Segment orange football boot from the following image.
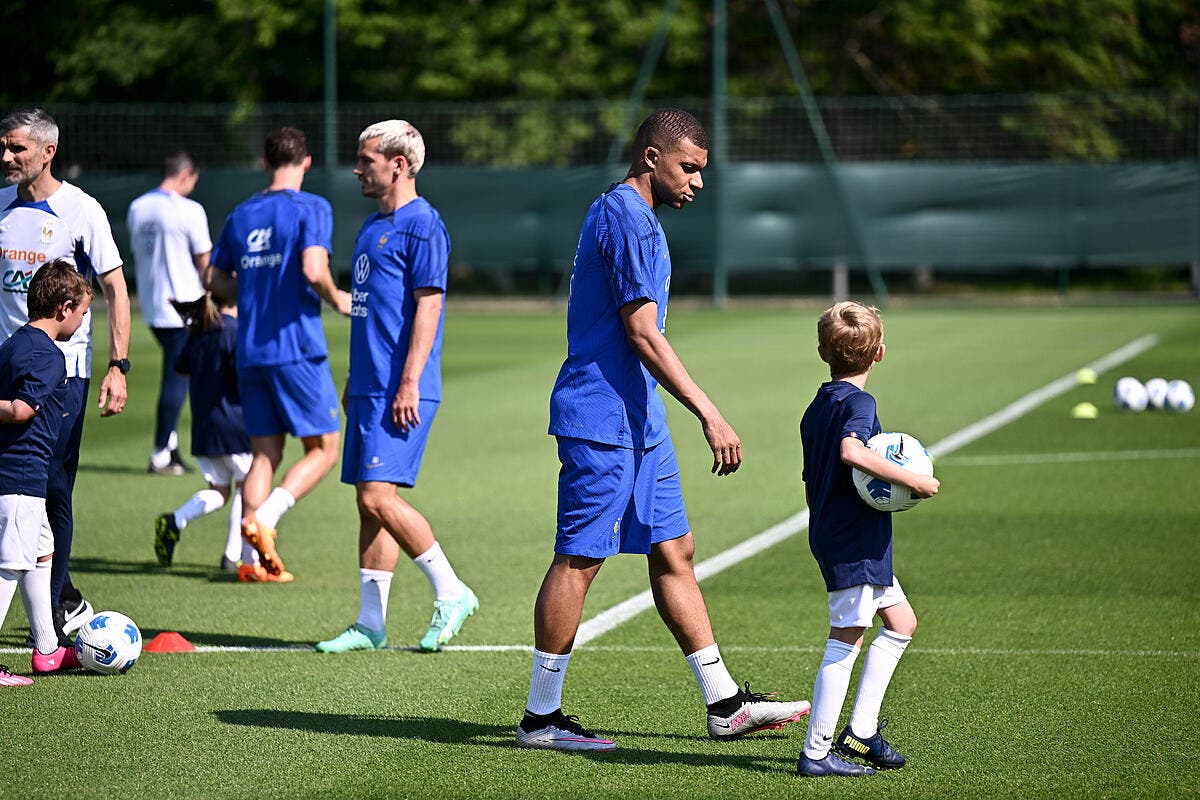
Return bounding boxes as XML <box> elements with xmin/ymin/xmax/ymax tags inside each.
<box><xmin>241</xmin><ymin>514</ymin><xmax>286</xmax><ymax>576</ymax></box>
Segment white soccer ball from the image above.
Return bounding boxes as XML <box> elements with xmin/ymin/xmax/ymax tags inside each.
<box><xmin>1165</xmin><ymin>380</ymin><xmax>1195</xmax><ymax>413</ymax></box>
<box><xmin>75</xmin><ymin>611</ymin><xmax>142</xmax><ymax>675</ymax></box>
<box><xmin>1113</xmin><ymin>377</ymin><xmax>1148</xmax><ymax>412</ymax></box>
<box><xmin>851</xmin><ymin>432</ymin><xmax>934</xmax><ymax>513</ymax></box>
<box><xmin>1143</xmin><ymin>378</ymin><xmax>1169</xmax><ymax>409</ymax></box>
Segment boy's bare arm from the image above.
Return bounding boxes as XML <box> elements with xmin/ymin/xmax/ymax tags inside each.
<box><xmin>0</xmin><ymin>398</ymin><xmax>37</xmax><ymax>424</ymax></box>
<box><xmin>841</xmin><ymin>436</ymin><xmax>939</xmax><ymax>497</ymax></box>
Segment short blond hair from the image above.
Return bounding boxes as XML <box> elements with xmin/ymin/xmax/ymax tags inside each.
<box><xmin>817</xmin><ymin>301</ymin><xmax>883</xmax><ymax>376</ymax></box>
<box><xmin>359</xmin><ymin>119</ymin><xmax>425</xmax><ymax>178</ymax></box>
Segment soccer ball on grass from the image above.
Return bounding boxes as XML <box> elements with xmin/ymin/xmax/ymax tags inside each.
<box><xmin>1165</xmin><ymin>380</ymin><xmax>1194</xmax><ymax>413</ymax></box>
<box><xmin>851</xmin><ymin>432</ymin><xmax>934</xmax><ymax>513</ymax></box>
<box><xmin>75</xmin><ymin>611</ymin><xmax>142</xmax><ymax>675</ymax></box>
<box><xmin>1113</xmin><ymin>377</ymin><xmax>1148</xmax><ymax>412</ymax></box>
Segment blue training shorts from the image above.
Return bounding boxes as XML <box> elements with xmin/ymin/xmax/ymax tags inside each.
<box><xmin>555</xmin><ymin>435</ymin><xmax>690</xmax><ymax>558</ymax></box>
<box><xmin>238</xmin><ymin>358</ymin><xmax>341</xmax><ymax>438</ymax></box>
<box><xmin>341</xmin><ymin>396</ymin><xmax>439</xmax><ymax>487</ymax></box>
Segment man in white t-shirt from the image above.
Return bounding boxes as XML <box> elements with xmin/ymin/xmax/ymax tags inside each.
<box><xmin>0</xmin><ymin>107</ymin><xmax>131</xmax><ymax>646</ymax></box>
<box><xmin>127</xmin><ymin>152</ymin><xmax>212</xmax><ymax>475</ymax></box>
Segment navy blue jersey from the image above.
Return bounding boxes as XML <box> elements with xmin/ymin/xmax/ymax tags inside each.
<box><xmin>549</xmin><ymin>184</ymin><xmax>671</xmax><ymax>449</ymax></box>
<box><xmin>800</xmin><ymin>381</ymin><xmax>892</xmax><ymax>591</ymax></box>
<box><xmin>0</xmin><ymin>325</ymin><xmax>68</xmax><ymax>497</ymax></box>
<box><xmin>175</xmin><ymin>314</ymin><xmax>251</xmax><ymax>457</ymax></box>
<box><xmin>347</xmin><ymin>197</ymin><xmax>449</xmax><ymax>400</ymax></box>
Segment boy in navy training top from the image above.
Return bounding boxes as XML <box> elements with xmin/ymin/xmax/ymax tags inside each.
<box><xmin>796</xmin><ymin>301</ymin><xmax>939</xmax><ymax>777</ymax></box>
<box><xmin>0</xmin><ymin>260</ymin><xmax>92</xmax><ymax>685</ymax></box>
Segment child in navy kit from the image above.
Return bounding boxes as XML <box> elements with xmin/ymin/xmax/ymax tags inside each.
<box><xmin>796</xmin><ymin>301</ymin><xmax>940</xmax><ymax>777</ymax></box>
<box><xmin>153</xmin><ymin>294</ymin><xmax>283</xmax><ymax>580</ymax></box>
<box><xmin>0</xmin><ymin>260</ymin><xmax>92</xmax><ymax>685</ymax></box>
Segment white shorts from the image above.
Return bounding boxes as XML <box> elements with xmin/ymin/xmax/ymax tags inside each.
<box><xmin>827</xmin><ymin>577</ymin><xmax>907</xmax><ymax>628</ymax></box>
<box><xmin>0</xmin><ymin>495</ymin><xmax>54</xmax><ymax>571</ymax></box>
<box><xmin>196</xmin><ymin>453</ymin><xmax>253</xmax><ymax>488</ymax></box>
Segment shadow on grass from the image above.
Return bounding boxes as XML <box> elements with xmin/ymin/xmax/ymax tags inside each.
<box><xmin>77</xmin><ymin>463</ymin><xmax>153</xmax><ymax>476</ymax></box>
<box><xmin>213</xmin><ymin>711</ymin><xmax>795</xmax><ymax>773</ymax></box>
<box><xmin>68</xmin><ymin>556</ymin><xmax>238</xmax><ymax>583</ymax></box>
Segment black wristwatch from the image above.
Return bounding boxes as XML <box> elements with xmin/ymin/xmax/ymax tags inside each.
<box><xmin>108</xmin><ymin>358</ymin><xmax>131</xmax><ymax>374</ymax></box>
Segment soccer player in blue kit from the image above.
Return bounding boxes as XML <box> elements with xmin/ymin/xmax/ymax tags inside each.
<box><xmin>515</xmin><ymin>109</ymin><xmax>810</xmax><ymax>752</ymax></box>
<box><xmin>315</xmin><ymin>120</ymin><xmax>477</xmax><ymax>654</ymax></box>
<box><xmin>207</xmin><ymin>127</ymin><xmax>351</xmax><ymax>581</ymax></box>
<box><xmin>796</xmin><ymin>301</ymin><xmax>939</xmax><ymax>777</ymax></box>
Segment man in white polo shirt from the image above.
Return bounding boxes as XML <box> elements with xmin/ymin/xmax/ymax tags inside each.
<box><xmin>0</xmin><ymin>106</ymin><xmax>131</xmax><ymax>645</ymax></box>
<box><xmin>127</xmin><ymin>151</ymin><xmax>212</xmax><ymax>475</ymax></box>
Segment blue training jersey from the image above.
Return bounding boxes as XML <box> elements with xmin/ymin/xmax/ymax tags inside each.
<box><xmin>800</xmin><ymin>381</ymin><xmax>893</xmax><ymax>591</ymax></box>
<box><xmin>549</xmin><ymin>184</ymin><xmax>671</xmax><ymax>449</ymax></box>
<box><xmin>0</xmin><ymin>325</ymin><xmax>68</xmax><ymax>497</ymax></box>
<box><xmin>347</xmin><ymin>198</ymin><xmax>449</xmax><ymax>400</ymax></box>
<box><xmin>210</xmin><ymin>189</ymin><xmax>333</xmax><ymax>367</ymax></box>
<box><xmin>174</xmin><ymin>314</ymin><xmax>251</xmax><ymax>458</ymax></box>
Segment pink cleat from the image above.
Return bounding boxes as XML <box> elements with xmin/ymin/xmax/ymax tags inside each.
<box><xmin>0</xmin><ymin>664</ymin><xmax>33</xmax><ymax>686</ymax></box>
<box><xmin>32</xmin><ymin>645</ymin><xmax>83</xmax><ymax>674</ymax></box>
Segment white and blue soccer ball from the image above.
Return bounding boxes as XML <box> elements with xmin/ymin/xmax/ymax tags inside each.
<box><xmin>74</xmin><ymin>611</ymin><xmax>141</xmax><ymax>675</ymax></box>
<box><xmin>1143</xmin><ymin>378</ymin><xmax>1169</xmax><ymax>410</ymax></box>
<box><xmin>851</xmin><ymin>432</ymin><xmax>934</xmax><ymax>513</ymax></box>
<box><xmin>1113</xmin><ymin>377</ymin><xmax>1148</xmax><ymax>412</ymax></box>
<box><xmin>1165</xmin><ymin>380</ymin><xmax>1195</xmax><ymax>413</ymax></box>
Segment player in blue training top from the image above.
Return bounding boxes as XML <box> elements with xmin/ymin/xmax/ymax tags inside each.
<box><xmin>0</xmin><ymin>261</ymin><xmax>92</xmax><ymax>685</ymax></box>
<box><xmin>207</xmin><ymin>127</ymin><xmax>352</xmax><ymax>581</ymax></box>
<box><xmin>1</xmin><ymin>107</ymin><xmax>132</xmax><ymax>644</ymax></box>
<box><xmin>515</xmin><ymin>109</ymin><xmax>810</xmax><ymax>753</ymax></box>
<box><xmin>796</xmin><ymin>301</ymin><xmax>939</xmax><ymax>778</ymax></box>
<box><xmin>316</xmin><ymin>120</ymin><xmax>477</xmax><ymax>655</ymax></box>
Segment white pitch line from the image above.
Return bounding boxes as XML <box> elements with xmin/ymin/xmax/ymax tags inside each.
<box><xmin>7</xmin><ymin>643</ymin><xmax>1195</xmax><ymax>659</ymax></box>
<box><xmin>574</xmin><ymin>333</ymin><xmax>1160</xmax><ymax>647</ymax></box>
<box><xmin>940</xmin><ymin>447</ymin><xmax>1200</xmax><ymax>467</ymax></box>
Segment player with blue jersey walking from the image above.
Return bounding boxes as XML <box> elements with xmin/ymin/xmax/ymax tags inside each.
<box><xmin>316</xmin><ymin>120</ymin><xmax>476</xmax><ymax>654</ymax></box>
<box><xmin>516</xmin><ymin>109</ymin><xmax>809</xmax><ymax>752</ymax></box>
<box><xmin>207</xmin><ymin>127</ymin><xmax>351</xmax><ymax>581</ymax></box>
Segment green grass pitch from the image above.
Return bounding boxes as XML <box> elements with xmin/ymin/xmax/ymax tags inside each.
<box><xmin>2</xmin><ymin>302</ymin><xmax>1198</xmax><ymax>799</ymax></box>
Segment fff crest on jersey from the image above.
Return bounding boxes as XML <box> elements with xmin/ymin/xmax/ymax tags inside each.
<box><xmin>377</xmin><ymin>233</ymin><xmax>389</xmax><ymax>249</ymax></box>
<box><xmin>354</xmin><ymin>253</ymin><xmax>371</xmax><ymax>284</ymax></box>
<box><xmin>40</xmin><ymin>221</ymin><xmax>55</xmax><ymax>244</ymax></box>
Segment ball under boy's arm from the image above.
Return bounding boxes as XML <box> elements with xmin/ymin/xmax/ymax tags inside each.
<box><xmin>841</xmin><ymin>436</ymin><xmax>939</xmax><ymax>498</ymax></box>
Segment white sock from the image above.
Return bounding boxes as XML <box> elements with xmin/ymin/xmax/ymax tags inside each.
<box><xmin>241</xmin><ymin>540</ymin><xmax>259</xmax><ymax>567</ymax></box>
<box><xmin>685</xmin><ymin>644</ymin><xmax>740</xmax><ymax>706</ymax></box>
<box><xmin>20</xmin><ymin>561</ymin><xmax>57</xmax><ymax>654</ymax></box>
<box><xmin>168</xmin><ymin>431</ymin><xmax>179</xmax><ymax>451</ymax></box>
<box><xmin>526</xmin><ymin>649</ymin><xmax>571</xmax><ymax>716</ymax></box>
<box><xmin>803</xmin><ymin>639</ymin><xmax>860</xmax><ymax>759</ymax></box>
<box><xmin>412</xmin><ymin>542</ymin><xmax>462</xmax><ymax>601</ymax></box>
<box><xmin>255</xmin><ymin>487</ymin><xmax>295</xmax><ymax>530</ymax></box>
<box><xmin>150</xmin><ymin>448</ymin><xmax>172</xmax><ymax>469</ymax></box>
<box><xmin>0</xmin><ymin>567</ymin><xmax>19</xmax><ymax>633</ymax></box>
<box><xmin>224</xmin><ymin>490</ymin><xmax>243</xmax><ymax>562</ymax></box>
<box><xmin>849</xmin><ymin>628</ymin><xmax>911</xmax><ymax>738</ymax></box>
<box><xmin>356</xmin><ymin>568</ymin><xmax>393</xmax><ymax>632</ymax></box>
<box><xmin>175</xmin><ymin>489</ymin><xmax>225</xmax><ymax>530</ymax></box>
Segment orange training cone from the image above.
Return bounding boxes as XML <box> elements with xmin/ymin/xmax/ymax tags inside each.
<box><xmin>144</xmin><ymin>632</ymin><xmax>196</xmax><ymax>653</ymax></box>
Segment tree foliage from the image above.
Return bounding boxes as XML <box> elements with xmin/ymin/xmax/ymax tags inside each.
<box><xmin>1</xmin><ymin>0</ymin><xmax>1194</xmax><ymax>106</ymax></box>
